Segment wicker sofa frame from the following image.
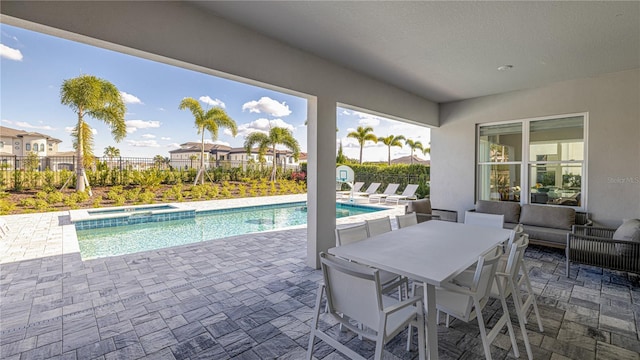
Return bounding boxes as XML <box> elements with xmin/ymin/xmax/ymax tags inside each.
<box><xmin>566</xmin><ymin>225</ymin><xmax>640</xmax><ymax>275</ymax></box>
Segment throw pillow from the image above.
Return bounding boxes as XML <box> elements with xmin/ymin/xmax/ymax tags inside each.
<box><xmin>613</xmin><ymin>219</ymin><xmax>640</xmax><ymax>256</ymax></box>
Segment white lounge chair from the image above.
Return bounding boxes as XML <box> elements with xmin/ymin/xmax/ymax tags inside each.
<box><xmin>337</xmin><ymin>181</ymin><xmax>364</xmax><ymax>200</ymax></box>
<box><xmin>351</xmin><ymin>182</ymin><xmax>381</xmax><ymax>197</ymax></box>
<box><xmin>385</xmin><ymin>184</ymin><xmax>419</xmax><ymax>205</ymax></box>
<box><xmin>368</xmin><ymin>183</ymin><xmax>400</xmax><ymax>203</ymax></box>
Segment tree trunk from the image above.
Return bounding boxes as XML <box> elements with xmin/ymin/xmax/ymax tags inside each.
<box><xmin>388</xmin><ymin>146</ymin><xmax>391</xmax><ymax>166</ymax></box>
<box><xmin>359</xmin><ymin>145</ymin><xmax>363</xmax><ymax>164</ymax></box>
<box><xmin>271</xmin><ymin>145</ymin><xmax>277</xmax><ymax>182</ymax></box>
<box><xmin>76</xmin><ymin>113</ymin><xmax>85</xmax><ymax>192</ymax></box>
<box><xmin>200</xmin><ymin>129</ymin><xmax>205</xmax><ymax>185</ymax></box>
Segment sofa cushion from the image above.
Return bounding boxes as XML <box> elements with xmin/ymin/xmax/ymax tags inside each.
<box><xmin>520</xmin><ymin>205</ymin><xmax>575</xmax><ymax>230</ymax></box>
<box><xmin>521</xmin><ymin>225</ymin><xmax>569</xmax><ymax>245</ymax></box>
<box><xmin>613</xmin><ymin>219</ymin><xmax>640</xmax><ymax>256</ymax></box>
<box><xmin>476</xmin><ymin>200</ymin><xmax>521</xmax><ymax>224</ymax></box>
<box><xmin>406</xmin><ymin>199</ymin><xmax>432</xmax><ymax>214</ymax></box>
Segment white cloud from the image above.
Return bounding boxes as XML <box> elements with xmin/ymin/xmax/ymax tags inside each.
<box><xmin>157</xmin><ymin>107</ymin><xmax>166</xmax><ymax>111</ymax></box>
<box><xmin>0</xmin><ymin>44</ymin><xmax>23</xmax><ymax>61</ymax></box>
<box><xmin>199</xmin><ymin>96</ymin><xmax>226</xmax><ymax>108</ymax></box>
<box><xmin>125</xmin><ymin>120</ymin><xmax>160</xmax><ymax>133</ymax></box>
<box><xmin>232</xmin><ymin>118</ymin><xmax>295</xmax><ymax>138</ymax></box>
<box><xmin>242</xmin><ymin>97</ymin><xmax>291</xmax><ymax>117</ymax></box>
<box><xmin>64</xmin><ymin>126</ymin><xmax>97</xmax><ymax>135</ymax></box>
<box><xmin>161</xmin><ymin>137</ymin><xmax>171</xmax><ymax>140</ymax></box>
<box><xmin>1</xmin><ymin>119</ymin><xmax>55</xmax><ymax>131</ymax></box>
<box><xmin>126</xmin><ymin>139</ymin><xmax>160</xmax><ymax>148</ymax></box>
<box><xmin>141</xmin><ymin>134</ymin><xmax>156</xmax><ymax>139</ymax></box>
<box><xmin>341</xmin><ymin>110</ymin><xmax>351</xmax><ymax>115</ymax></box>
<box><xmin>120</xmin><ymin>91</ymin><xmax>143</xmax><ymax>104</ymax></box>
<box><xmin>168</xmin><ymin>143</ymin><xmax>180</xmax><ymax>149</ymax></box>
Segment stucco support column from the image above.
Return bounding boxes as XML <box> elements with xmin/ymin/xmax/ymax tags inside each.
<box><xmin>307</xmin><ymin>96</ymin><xmax>337</xmax><ymax>269</ymax></box>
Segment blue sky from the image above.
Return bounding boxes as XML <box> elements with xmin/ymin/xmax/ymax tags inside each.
<box><xmin>1</xmin><ymin>24</ymin><xmax>430</xmax><ymax>162</ymax></box>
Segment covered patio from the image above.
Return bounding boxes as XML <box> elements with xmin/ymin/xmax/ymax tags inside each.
<box><xmin>1</xmin><ymin>1</ymin><xmax>639</xmax><ymax>359</ymax></box>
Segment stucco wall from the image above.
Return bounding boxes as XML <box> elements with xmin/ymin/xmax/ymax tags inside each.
<box><xmin>432</xmin><ymin>69</ymin><xmax>640</xmax><ymax>227</ymax></box>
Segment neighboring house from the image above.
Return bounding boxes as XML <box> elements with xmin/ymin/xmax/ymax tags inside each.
<box><xmin>0</xmin><ymin>126</ymin><xmax>73</xmax><ymax>170</ymax></box>
<box><xmin>0</xmin><ymin>126</ymin><xmax>62</xmax><ymax>156</ymax></box>
<box><xmin>390</xmin><ymin>155</ymin><xmax>430</xmax><ymax>166</ymax></box>
<box><xmin>168</xmin><ymin>142</ymin><xmax>225</xmax><ymax>169</ymax></box>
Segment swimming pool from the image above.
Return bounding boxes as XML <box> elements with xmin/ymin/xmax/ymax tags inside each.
<box><xmin>76</xmin><ymin>202</ymin><xmax>384</xmax><ymax>259</ymax></box>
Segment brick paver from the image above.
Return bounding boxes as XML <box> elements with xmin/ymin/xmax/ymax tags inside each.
<box><xmin>1</xmin><ymin>196</ymin><xmax>639</xmax><ymax>359</ymax></box>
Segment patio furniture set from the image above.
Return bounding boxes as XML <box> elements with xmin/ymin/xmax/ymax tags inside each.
<box><xmin>468</xmin><ymin>200</ymin><xmax>640</xmax><ymax>275</ymax></box>
<box><xmin>311</xmin><ymin>214</ymin><xmax>542</xmax><ymax>360</ymax></box>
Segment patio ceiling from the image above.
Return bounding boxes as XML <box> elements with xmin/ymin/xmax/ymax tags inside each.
<box><xmin>191</xmin><ymin>1</ymin><xmax>640</xmax><ymax>103</ymax></box>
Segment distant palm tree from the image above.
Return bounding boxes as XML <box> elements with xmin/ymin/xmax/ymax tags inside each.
<box><xmin>405</xmin><ymin>139</ymin><xmax>423</xmax><ymax>164</ymax></box>
<box><xmin>189</xmin><ymin>154</ymin><xmax>198</xmax><ymax>169</ymax></box>
<box><xmin>347</xmin><ymin>126</ymin><xmax>377</xmax><ymax>164</ymax></box>
<box><xmin>104</xmin><ymin>146</ymin><xmax>120</xmax><ymax>159</ymax></box>
<box><xmin>378</xmin><ymin>135</ymin><xmax>406</xmax><ymax>166</ymax></box>
<box><xmin>422</xmin><ymin>145</ymin><xmax>430</xmax><ymax>156</ymax></box>
<box><xmin>245</xmin><ymin>127</ymin><xmax>300</xmax><ymax>182</ymax></box>
<box><xmin>179</xmin><ymin>97</ymin><xmax>237</xmax><ymax>184</ymax></box>
<box><xmin>61</xmin><ymin>75</ymin><xmax>126</xmax><ymax>192</ymax></box>
<box><xmin>153</xmin><ymin>155</ymin><xmax>167</xmax><ymax>169</ymax></box>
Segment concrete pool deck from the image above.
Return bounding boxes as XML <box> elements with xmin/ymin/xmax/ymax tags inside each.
<box><xmin>1</xmin><ymin>195</ymin><xmax>639</xmax><ymax>359</ymax></box>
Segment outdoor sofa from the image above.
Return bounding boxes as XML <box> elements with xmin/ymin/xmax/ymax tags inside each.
<box><xmin>566</xmin><ymin>219</ymin><xmax>640</xmax><ymax>275</ymax></box>
<box><xmin>471</xmin><ymin>200</ymin><xmax>591</xmax><ymax>248</ymax></box>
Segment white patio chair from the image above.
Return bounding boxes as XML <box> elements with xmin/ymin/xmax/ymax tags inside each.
<box><xmin>464</xmin><ymin>211</ymin><xmax>504</xmax><ymax>228</ymax></box>
<box><xmin>368</xmin><ymin>183</ymin><xmax>400</xmax><ymax>203</ymax></box>
<box><xmin>352</xmin><ymin>182</ymin><xmax>381</xmax><ymax>197</ymax></box>
<box><xmin>408</xmin><ymin>247</ymin><xmax>520</xmax><ymax>360</ymax></box>
<box><xmin>385</xmin><ymin>184</ymin><xmax>419</xmax><ymax>205</ymax></box>
<box><xmin>365</xmin><ymin>217</ymin><xmax>392</xmax><ymax>237</ymax></box>
<box><xmin>396</xmin><ymin>212</ymin><xmax>418</xmax><ymax>229</ymax></box>
<box><xmin>307</xmin><ymin>252</ymin><xmax>425</xmax><ymax>360</ymax></box>
<box><xmin>335</xmin><ymin>224</ymin><xmax>407</xmax><ymax>300</ymax></box>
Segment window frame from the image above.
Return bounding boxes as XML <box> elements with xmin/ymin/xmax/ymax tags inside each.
<box><xmin>476</xmin><ymin>112</ymin><xmax>588</xmax><ymax>210</ymax></box>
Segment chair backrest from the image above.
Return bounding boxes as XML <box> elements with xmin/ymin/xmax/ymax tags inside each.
<box><xmin>400</xmin><ymin>184</ymin><xmax>419</xmax><ymax>197</ymax></box>
<box><xmin>396</xmin><ymin>212</ymin><xmax>418</xmax><ymax>229</ymax></box>
<box><xmin>366</xmin><ymin>217</ymin><xmax>392</xmax><ymax>237</ymax></box>
<box><xmin>507</xmin><ymin>223</ymin><xmax>524</xmax><ymax>246</ymax></box>
<box><xmin>464</xmin><ymin>211</ymin><xmax>504</xmax><ymax>229</ymax></box>
<box><xmin>405</xmin><ymin>198</ymin><xmax>432</xmax><ymax>215</ymax></box>
<box><xmin>504</xmin><ymin>234</ymin><xmax>529</xmax><ymax>279</ymax></box>
<box><xmin>470</xmin><ymin>249</ymin><xmax>503</xmax><ymax>306</ymax></box>
<box><xmin>381</xmin><ymin>183</ymin><xmax>400</xmax><ymax>195</ymax></box>
<box><xmin>364</xmin><ymin>182</ymin><xmax>381</xmax><ymax>194</ymax></box>
<box><xmin>320</xmin><ymin>252</ymin><xmax>383</xmax><ymax>330</ymax></box>
<box><xmin>351</xmin><ymin>181</ymin><xmax>364</xmax><ymax>193</ymax></box>
<box><xmin>335</xmin><ymin>223</ymin><xmax>368</xmax><ymax>246</ymax></box>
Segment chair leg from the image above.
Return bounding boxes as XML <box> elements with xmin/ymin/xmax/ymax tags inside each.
<box><xmin>509</xmin><ymin>279</ymin><xmax>533</xmax><ymax>360</ymax></box>
<box><xmin>474</xmin><ymin>302</ymin><xmax>493</xmax><ymax>360</ymax></box>
<box><xmin>521</xmin><ymin>266</ymin><xmax>544</xmax><ymax>332</ymax></box>
<box><xmin>495</xmin><ymin>282</ymin><xmax>520</xmax><ymax>359</ymax></box>
<box><xmin>307</xmin><ymin>284</ymin><xmax>324</xmax><ymax>360</ymax></box>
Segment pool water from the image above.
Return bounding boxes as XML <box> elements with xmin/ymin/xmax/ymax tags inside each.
<box><xmin>76</xmin><ymin>202</ymin><xmax>383</xmax><ymax>259</ymax></box>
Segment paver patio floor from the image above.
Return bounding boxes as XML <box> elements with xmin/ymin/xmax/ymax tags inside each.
<box><xmin>1</xmin><ymin>199</ymin><xmax>639</xmax><ymax>359</ymax></box>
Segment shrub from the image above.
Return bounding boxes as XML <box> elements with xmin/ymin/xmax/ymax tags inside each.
<box><xmin>0</xmin><ymin>199</ymin><xmax>16</xmax><ymax>214</ymax></box>
<box><xmin>137</xmin><ymin>191</ymin><xmax>155</xmax><ymax>204</ymax></box>
<box><xmin>47</xmin><ymin>191</ymin><xmax>64</xmax><ymax>205</ymax></box>
<box><xmin>92</xmin><ymin>196</ymin><xmax>103</xmax><ymax>208</ymax></box>
<box><xmin>35</xmin><ymin>191</ymin><xmax>48</xmax><ymax>200</ymax></box>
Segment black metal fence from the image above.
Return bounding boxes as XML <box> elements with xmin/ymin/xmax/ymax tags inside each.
<box><xmin>0</xmin><ymin>155</ymin><xmax>302</xmax><ymax>191</ymax></box>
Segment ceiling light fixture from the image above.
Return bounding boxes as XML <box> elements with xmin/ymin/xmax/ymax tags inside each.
<box><xmin>497</xmin><ymin>65</ymin><xmax>514</xmax><ymax>71</ymax></box>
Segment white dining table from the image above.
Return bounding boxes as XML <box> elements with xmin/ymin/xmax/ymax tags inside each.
<box><xmin>328</xmin><ymin>220</ymin><xmax>512</xmax><ymax>360</ymax></box>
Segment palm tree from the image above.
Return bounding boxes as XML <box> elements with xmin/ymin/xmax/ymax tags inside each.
<box><xmin>378</xmin><ymin>135</ymin><xmax>406</xmax><ymax>166</ymax></box>
<box><xmin>405</xmin><ymin>139</ymin><xmax>423</xmax><ymax>164</ymax></box>
<box><xmin>244</xmin><ymin>126</ymin><xmax>300</xmax><ymax>182</ymax></box>
<box><xmin>61</xmin><ymin>75</ymin><xmax>126</xmax><ymax>192</ymax></box>
<box><xmin>347</xmin><ymin>126</ymin><xmax>377</xmax><ymax>164</ymax></box>
<box><xmin>104</xmin><ymin>146</ymin><xmax>120</xmax><ymax>159</ymax></box>
<box><xmin>179</xmin><ymin>97</ymin><xmax>238</xmax><ymax>184</ymax></box>
<box><xmin>153</xmin><ymin>155</ymin><xmax>167</xmax><ymax>169</ymax></box>
<box><xmin>189</xmin><ymin>154</ymin><xmax>198</xmax><ymax>169</ymax></box>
